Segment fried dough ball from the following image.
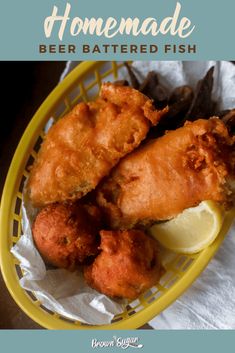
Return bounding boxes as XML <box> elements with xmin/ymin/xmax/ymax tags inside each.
<box><xmin>84</xmin><ymin>229</ymin><xmax>162</xmax><ymax>299</ymax></box>
<box><xmin>32</xmin><ymin>202</ymin><xmax>102</xmax><ymax>270</ymax></box>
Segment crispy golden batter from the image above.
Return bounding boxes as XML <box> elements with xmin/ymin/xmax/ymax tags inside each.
<box><xmin>32</xmin><ymin>202</ymin><xmax>101</xmax><ymax>270</ymax></box>
<box><xmin>27</xmin><ymin>83</ymin><xmax>167</xmax><ymax>207</ymax></box>
<box><xmin>97</xmin><ymin>118</ymin><xmax>235</xmax><ymax>229</ymax></box>
<box><xmin>84</xmin><ymin>229</ymin><xmax>162</xmax><ymax>299</ymax></box>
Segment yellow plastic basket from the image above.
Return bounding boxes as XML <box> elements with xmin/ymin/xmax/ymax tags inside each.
<box><xmin>0</xmin><ymin>61</ymin><xmax>234</xmax><ymax>330</ymax></box>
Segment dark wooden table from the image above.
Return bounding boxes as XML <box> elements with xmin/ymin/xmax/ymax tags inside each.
<box><xmin>0</xmin><ymin>62</ymin><xmax>65</xmax><ymax>329</ymax></box>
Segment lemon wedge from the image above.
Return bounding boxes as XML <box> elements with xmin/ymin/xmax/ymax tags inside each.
<box><xmin>149</xmin><ymin>201</ymin><xmax>224</xmax><ymax>254</ymax></box>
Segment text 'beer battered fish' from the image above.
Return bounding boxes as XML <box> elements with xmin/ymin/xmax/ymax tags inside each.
<box><xmin>27</xmin><ymin>83</ymin><xmax>167</xmax><ymax>207</ymax></box>
<box><xmin>97</xmin><ymin>118</ymin><xmax>235</xmax><ymax>229</ymax></box>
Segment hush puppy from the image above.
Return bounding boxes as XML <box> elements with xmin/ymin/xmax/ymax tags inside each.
<box><xmin>84</xmin><ymin>229</ymin><xmax>162</xmax><ymax>299</ymax></box>
<box><xmin>32</xmin><ymin>202</ymin><xmax>101</xmax><ymax>270</ymax></box>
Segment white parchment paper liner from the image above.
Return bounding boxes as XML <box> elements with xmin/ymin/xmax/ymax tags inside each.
<box><xmin>11</xmin><ymin>61</ymin><xmax>235</xmax><ymax>326</ymax></box>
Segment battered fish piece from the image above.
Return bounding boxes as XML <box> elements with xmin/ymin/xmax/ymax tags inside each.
<box><xmin>97</xmin><ymin>118</ymin><xmax>235</xmax><ymax>229</ymax></box>
<box><xmin>28</xmin><ymin>83</ymin><xmax>168</xmax><ymax>207</ymax></box>
<box><xmin>84</xmin><ymin>229</ymin><xmax>162</xmax><ymax>299</ymax></box>
<box><xmin>32</xmin><ymin>202</ymin><xmax>101</xmax><ymax>270</ymax></box>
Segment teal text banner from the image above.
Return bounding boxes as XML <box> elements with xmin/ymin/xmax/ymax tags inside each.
<box><xmin>0</xmin><ymin>0</ymin><xmax>234</xmax><ymax>60</ymax></box>
<box><xmin>0</xmin><ymin>330</ymin><xmax>235</xmax><ymax>353</ymax></box>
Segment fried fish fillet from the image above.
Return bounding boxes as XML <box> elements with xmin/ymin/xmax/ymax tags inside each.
<box><xmin>27</xmin><ymin>83</ymin><xmax>167</xmax><ymax>207</ymax></box>
<box><xmin>84</xmin><ymin>229</ymin><xmax>162</xmax><ymax>299</ymax></box>
<box><xmin>97</xmin><ymin>118</ymin><xmax>235</xmax><ymax>229</ymax></box>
